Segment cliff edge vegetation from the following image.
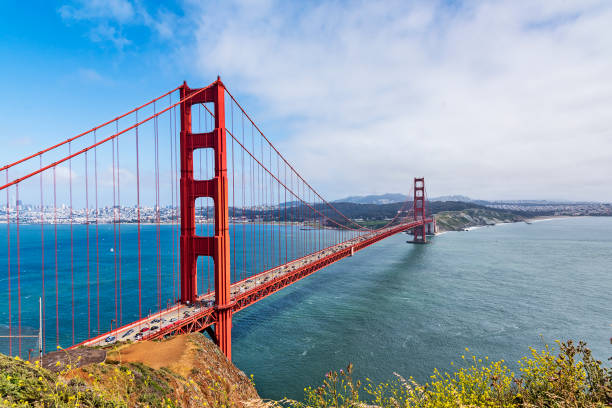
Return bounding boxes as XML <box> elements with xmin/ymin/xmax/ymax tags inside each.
<box><xmin>288</xmin><ymin>340</ymin><xmax>611</xmax><ymax>408</ymax></box>
<box><xmin>1</xmin><ymin>335</ymin><xmax>609</xmax><ymax>408</ymax></box>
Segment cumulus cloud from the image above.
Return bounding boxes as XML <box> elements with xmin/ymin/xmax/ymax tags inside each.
<box><xmin>186</xmin><ymin>0</ymin><xmax>612</xmax><ymax>201</ymax></box>
<box><xmin>58</xmin><ymin>0</ymin><xmax>179</xmax><ymax>48</ymax></box>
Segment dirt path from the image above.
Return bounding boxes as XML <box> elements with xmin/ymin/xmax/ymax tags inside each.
<box><xmin>106</xmin><ymin>335</ymin><xmax>196</xmax><ymax>377</ymax></box>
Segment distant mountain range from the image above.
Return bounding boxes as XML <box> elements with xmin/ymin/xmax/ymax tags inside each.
<box><xmin>334</xmin><ymin>193</ymin><xmax>475</xmax><ymax>204</ymax></box>
<box><xmin>334</xmin><ymin>193</ymin><xmax>606</xmax><ymax>206</ymax></box>
<box><xmin>429</xmin><ymin>195</ymin><xmax>474</xmax><ymax>202</ymax></box>
<box><xmin>333</xmin><ymin>193</ymin><xmax>409</xmax><ymax>205</ymax></box>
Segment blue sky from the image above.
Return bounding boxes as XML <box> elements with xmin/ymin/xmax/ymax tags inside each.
<box><xmin>0</xmin><ymin>1</ymin><xmax>188</xmax><ymax>155</ymax></box>
<box><xmin>1</xmin><ymin>0</ymin><xmax>611</xmax><ymax>201</ymax></box>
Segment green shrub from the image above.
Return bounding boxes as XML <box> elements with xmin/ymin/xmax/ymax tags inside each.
<box><xmin>288</xmin><ymin>341</ymin><xmax>611</xmax><ymax>408</ymax></box>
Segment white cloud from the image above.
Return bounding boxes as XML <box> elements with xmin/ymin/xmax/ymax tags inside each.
<box><xmin>59</xmin><ymin>0</ymin><xmax>134</xmax><ymax>22</ymax></box>
<box><xmin>187</xmin><ymin>0</ymin><xmax>612</xmax><ymax>201</ymax></box>
<box><xmin>89</xmin><ymin>23</ymin><xmax>131</xmax><ymax>49</ymax></box>
<box><xmin>137</xmin><ymin>6</ymin><xmax>177</xmax><ymax>39</ymax></box>
<box><xmin>58</xmin><ymin>0</ymin><xmax>181</xmax><ymax>48</ymax></box>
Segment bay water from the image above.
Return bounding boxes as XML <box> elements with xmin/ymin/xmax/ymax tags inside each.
<box><xmin>231</xmin><ymin>217</ymin><xmax>611</xmax><ymax>400</ymax></box>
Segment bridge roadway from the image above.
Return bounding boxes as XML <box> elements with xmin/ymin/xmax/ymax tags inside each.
<box><xmin>75</xmin><ymin>219</ymin><xmax>430</xmax><ymax>348</ymax></box>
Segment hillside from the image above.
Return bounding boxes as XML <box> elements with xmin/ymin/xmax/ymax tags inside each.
<box><xmin>435</xmin><ymin>208</ymin><xmax>526</xmax><ymax>232</ymax></box>
<box><xmin>0</xmin><ymin>333</ymin><xmax>262</xmax><ymax>407</ymax></box>
<box><xmin>234</xmin><ymin>199</ymin><xmax>530</xmax><ymax>232</ymax></box>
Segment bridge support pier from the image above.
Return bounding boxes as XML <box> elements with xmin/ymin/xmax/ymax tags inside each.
<box><xmin>180</xmin><ymin>78</ymin><xmax>233</xmax><ymax>359</ymax></box>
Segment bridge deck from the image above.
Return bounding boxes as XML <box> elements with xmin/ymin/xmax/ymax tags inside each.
<box><xmin>75</xmin><ymin>220</ymin><xmax>430</xmax><ymax>348</ymax></box>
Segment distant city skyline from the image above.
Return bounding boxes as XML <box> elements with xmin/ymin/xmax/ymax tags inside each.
<box><xmin>1</xmin><ymin>1</ymin><xmax>611</xmax><ymax>201</ymax></box>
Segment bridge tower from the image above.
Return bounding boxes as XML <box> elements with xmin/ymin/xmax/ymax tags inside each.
<box><xmin>413</xmin><ymin>177</ymin><xmax>426</xmax><ymax>243</ymax></box>
<box><xmin>180</xmin><ymin>78</ymin><xmax>233</xmax><ymax>359</ymax></box>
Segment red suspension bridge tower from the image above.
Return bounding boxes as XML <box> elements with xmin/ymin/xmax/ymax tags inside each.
<box><xmin>179</xmin><ymin>78</ymin><xmax>233</xmax><ymax>358</ymax></box>
<box><xmin>413</xmin><ymin>177</ymin><xmax>427</xmax><ymax>243</ymax></box>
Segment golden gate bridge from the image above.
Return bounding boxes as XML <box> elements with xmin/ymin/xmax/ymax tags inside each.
<box><xmin>0</xmin><ymin>78</ymin><xmax>434</xmax><ymax>360</ymax></box>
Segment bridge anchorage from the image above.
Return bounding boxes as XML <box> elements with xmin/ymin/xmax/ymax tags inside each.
<box><xmin>0</xmin><ymin>77</ymin><xmax>433</xmax><ymax>361</ymax></box>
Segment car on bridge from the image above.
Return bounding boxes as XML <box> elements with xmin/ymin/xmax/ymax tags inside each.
<box><xmin>121</xmin><ymin>329</ymin><xmax>134</xmax><ymax>338</ymax></box>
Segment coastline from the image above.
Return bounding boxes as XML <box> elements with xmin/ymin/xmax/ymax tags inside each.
<box><xmin>435</xmin><ymin>215</ymin><xmax>572</xmax><ymax>234</ymax></box>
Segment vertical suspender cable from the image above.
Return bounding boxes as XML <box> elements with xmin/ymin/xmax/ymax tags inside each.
<box><xmin>251</xmin><ymin>125</ymin><xmax>255</xmax><ymax>275</ymax></box>
<box><xmin>5</xmin><ymin>171</ymin><xmax>11</xmax><ymax>355</ymax></box>
<box><xmin>111</xmin><ymin>137</ymin><xmax>118</xmax><ymax>329</ymax></box>
<box><xmin>136</xmin><ymin>111</ymin><xmax>142</xmax><ymax>319</ymax></box>
<box><xmin>173</xmin><ymin>101</ymin><xmax>180</xmax><ymax>302</ymax></box>
<box><xmin>284</xmin><ymin>163</ymin><xmax>287</xmax><ymax>264</ymax></box>
<box><xmin>257</xmin><ymin>136</ymin><xmax>262</xmax><ymax>274</ymax></box>
<box><xmin>259</xmin><ymin>137</ymin><xmax>264</xmax><ymax>271</ymax></box>
<box><xmin>269</xmin><ymin>143</ymin><xmax>273</xmax><ymax>268</ymax></box>
<box><xmin>290</xmin><ymin>171</ymin><xmax>294</xmax><ymax>261</ymax></box>
<box><xmin>5</xmin><ymin>171</ymin><xmax>10</xmax><ymax>355</ymax></box>
<box><xmin>277</xmin><ymin>155</ymin><xmax>281</xmax><ymax>267</ymax></box>
<box><xmin>231</xmin><ymin>101</ymin><xmax>236</xmax><ymax>283</ymax></box>
<box><xmin>172</xmin><ymin>102</ymin><xmax>177</xmax><ymax>300</ymax></box>
<box><xmin>39</xmin><ymin>156</ymin><xmax>45</xmax><ymax>352</ymax></box>
<box><xmin>53</xmin><ymin>167</ymin><xmax>58</xmax><ymax>347</ymax></box>
<box><xmin>116</xmin><ymin>122</ymin><xmax>122</xmax><ymax>326</ymax></box>
<box><xmin>318</xmin><ymin>198</ymin><xmax>321</xmax><ymax>252</ymax></box>
<box><xmin>154</xmin><ymin>102</ymin><xmax>161</xmax><ymax>313</ymax></box>
<box><xmin>262</xmin><ymin>137</ymin><xmax>267</xmax><ymax>271</ymax></box>
<box><xmin>206</xmin><ymin>110</ymin><xmax>211</xmax><ymax>293</ymax></box>
<box><xmin>69</xmin><ymin>142</ymin><xmax>74</xmax><ymax>345</ymax></box>
<box><xmin>94</xmin><ymin>131</ymin><xmax>100</xmax><ymax>335</ymax></box>
<box><xmin>242</xmin><ymin>116</ymin><xmax>246</xmax><ymax>281</ymax></box>
<box><xmin>85</xmin><ymin>150</ymin><xmax>90</xmax><ymax>339</ymax></box>
<box><xmin>16</xmin><ymin>184</ymin><xmax>21</xmax><ymax>356</ymax></box>
<box><xmin>175</xmin><ymin>104</ymin><xmax>180</xmax><ymax>303</ymax></box>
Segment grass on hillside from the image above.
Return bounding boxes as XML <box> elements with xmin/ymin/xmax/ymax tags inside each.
<box><xmin>287</xmin><ymin>340</ymin><xmax>611</xmax><ymax>408</ymax></box>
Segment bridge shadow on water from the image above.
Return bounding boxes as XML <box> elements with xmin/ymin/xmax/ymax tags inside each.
<box><xmin>230</xmin><ymin>266</ymin><xmax>348</xmax><ymax>342</ymax></box>
<box><xmin>230</xmin><ymin>236</ymin><xmax>432</xmax><ymax>342</ymax></box>
<box><xmin>226</xmin><ymin>234</ymin><xmax>449</xmax><ymax>401</ymax></box>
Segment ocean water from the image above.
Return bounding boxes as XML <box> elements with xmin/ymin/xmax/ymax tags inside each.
<box><xmin>1</xmin><ymin>217</ymin><xmax>611</xmax><ymax>400</ymax></box>
<box><xmin>230</xmin><ymin>217</ymin><xmax>611</xmax><ymax>400</ymax></box>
